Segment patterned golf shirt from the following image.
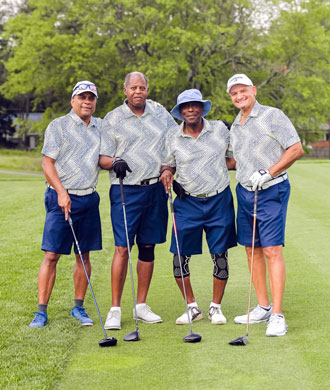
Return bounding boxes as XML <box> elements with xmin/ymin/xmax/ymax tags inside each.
<box><xmin>100</xmin><ymin>99</ymin><xmax>177</xmax><ymax>185</ymax></box>
<box><xmin>162</xmin><ymin>119</ymin><xmax>231</xmax><ymax>195</ymax></box>
<box><xmin>42</xmin><ymin>109</ymin><xmax>102</xmax><ymax>189</ymax></box>
<box><xmin>230</xmin><ymin>101</ymin><xmax>300</xmax><ymax>187</ymax></box>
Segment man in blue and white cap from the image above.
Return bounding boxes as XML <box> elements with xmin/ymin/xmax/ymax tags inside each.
<box><xmin>29</xmin><ymin>80</ymin><xmax>102</xmax><ymax>328</ymax></box>
<box><xmin>227</xmin><ymin>73</ymin><xmax>304</xmax><ymax>336</ymax></box>
<box><xmin>160</xmin><ymin>89</ymin><xmax>237</xmax><ymax>326</ymax></box>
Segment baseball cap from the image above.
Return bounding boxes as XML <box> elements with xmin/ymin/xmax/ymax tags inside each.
<box><xmin>72</xmin><ymin>80</ymin><xmax>98</xmax><ymax>98</ymax></box>
<box><xmin>171</xmin><ymin>89</ymin><xmax>212</xmax><ymax>121</ymax></box>
<box><xmin>226</xmin><ymin>74</ymin><xmax>253</xmax><ymax>93</ymax></box>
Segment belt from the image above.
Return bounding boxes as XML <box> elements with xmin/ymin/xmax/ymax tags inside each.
<box><xmin>184</xmin><ymin>189</ymin><xmax>221</xmax><ymax>198</ymax></box>
<box><xmin>139</xmin><ymin>177</ymin><xmax>160</xmax><ymax>186</ymax></box>
<box><xmin>243</xmin><ymin>173</ymin><xmax>288</xmax><ymax>192</ymax></box>
<box><xmin>48</xmin><ymin>185</ymin><xmax>95</xmax><ymax>196</ymax></box>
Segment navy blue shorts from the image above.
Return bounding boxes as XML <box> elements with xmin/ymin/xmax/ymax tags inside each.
<box><xmin>170</xmin><ymin>186</ymin><xmax>237</xmax><ymax>255</ymax></box>
<box><xmin>41</xmin><ymin>188</ymin><xmax>102</xmax><ymax>255</ymax></box>
<box><xmin>236</xmin><ymin>180</ymin><xmax>290</xmax><ymax>248</ymax></box>
<box><xmin>110</xmin><ymin>182</ymin><xmax>168</xmax><ymax>247</ymax></box>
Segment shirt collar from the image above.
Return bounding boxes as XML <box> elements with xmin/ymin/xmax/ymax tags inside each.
<box><xmin>233</xmin><ymin>100</ymin><xmax>261</xmax><ymax>125</ymax></box>
<box><xmin>178</xmin><ymin>118</ymin><xmax>212</xmax><ymax>138</ymax></box>
<box><xmin>122</xmin><ymin>99</ymin><xmax>153</xmax><ymax>118</ymax></box>
<box><xmin>69</xmin><ymin>109</ymin><xmax>97</xmax><ymax>127</ymax></box>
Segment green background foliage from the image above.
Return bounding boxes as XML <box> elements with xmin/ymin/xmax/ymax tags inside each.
<box><xmin>0</xmin><ymin>0</ymin><xmax>329</xmax><ymax>143</ymax></box>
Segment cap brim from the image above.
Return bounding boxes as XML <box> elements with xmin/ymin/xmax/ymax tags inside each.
<box><xmin>171</xmin><ymin>100</ymin><xmax>211</xmax><ymax>120</ymax></box>
<box><xmin>72</xmin><ymin>90</ymin><xmax>98</xmax><ymax>98</ymax></box>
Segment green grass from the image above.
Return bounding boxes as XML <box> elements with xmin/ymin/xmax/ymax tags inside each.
<box><xmin>0</xmin><ymin>160</ymin><xmax>330</xmax><ymax>390</ymax></box>
<box><xmin>0</xmin><ymin>149</ymin><xmax>43</xmax><ymax>173</ymax></box>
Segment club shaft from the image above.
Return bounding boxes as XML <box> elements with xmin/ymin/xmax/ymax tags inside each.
<box><xmin>68</xmin><ymin>216</ymin><xmax>108</xmax><ymax>339</ymax></box>
<box><xmin>246</xmin><ymin>190</ymin><xmax>258</xmax><ymax>336</ymax></box>
<box><xmin>119</xmin><ymin>178</ymin><xmax>139</xmax><ymax>333</ymax></box>
<box><xmin>168</xmin><ymin>191</ymin><xmax>193</xmax><ymax>335</ymax></box>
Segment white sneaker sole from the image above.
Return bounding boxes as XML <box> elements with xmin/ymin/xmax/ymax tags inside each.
<box><xmin>176</xmin><ymin>314</ymin><xmax>203</xmax><ymax>325</ymax></box>
<box><xmin>208</xmin><ymin>316</ymin><xmax>227</xmax><ymax>325</ymax></box>
<box><xmin>104</xmin><ymin>324</ymin><xmax>121</xmax><ymax>330</ymax></box>
<box><xmin>234</xmin><ymin>317</ymin><xmax>270</xmax><ymax>324</ymax></box>
<box><xmin>133</xmin><ymin>317</ymin><xmax>162</xmax><ymax>324</ymax></box>
<box><xmin>81</xmin><ymin>322</ymin><xmax>93</xmax><ymax>327</ymax></box>
<box><xmin>266</xmin><ymin>326</ymin><xmax>288</xmax><ymax>337</ymax></box>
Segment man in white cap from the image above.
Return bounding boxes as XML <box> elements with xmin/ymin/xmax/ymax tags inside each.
<box><xmin>160</xmin><ymin>89</ymin><xmax>237</xmax><ymax>326</ymax></box>
<box><xmin>29</xmin><ymin>81</ymin><xmax>102</xmax><ymax>328</ymax></box>
<box><xmin>226</xmin><ymin>73</ymin><xmax>304</xmax><ymax>336</ymax></box>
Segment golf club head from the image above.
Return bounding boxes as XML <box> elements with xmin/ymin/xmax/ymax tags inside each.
<box><xmin>99</xmin><ymin>337</ymin><xmax>117</xmax><ymax>347</ymax></box>
<box><xmin>123</xmin><ymin>330</ymin><xmax>140</xmax><ymax>342</ymax></box>
<box><xmin>228</xmin><ymin>335</ymin><xmax>248</xmax><ymax>346</ymax></box>
<box><xmin>183</xmin><ymin>332</ymin><xmax>202</xmax><ymax>343</ymax></box>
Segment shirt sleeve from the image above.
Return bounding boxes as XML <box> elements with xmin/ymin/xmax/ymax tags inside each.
<box><xmin>41</xmin><ymin>119</ymin><xmax>63</xmax><ymax>160</ymax></box>
<box><xmin>271</xmin><ymin>109</ymin><xmax>301</xmax><ymax>149</ymax></box>
<box><xmin>162</xmin><ymin>128</ymin><xmax>176</xmax><ymax>167</ymax></box>
<box><xmin>100</xmin><ymin>113</ymin><xmax>116</xmax><ymax>157</ymax></box>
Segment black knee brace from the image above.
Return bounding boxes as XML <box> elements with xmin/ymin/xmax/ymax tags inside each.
<box><xmin>138</xmin><ymin>244</ymin><xmax>155</xmax><ymax>262</ymax></box>
<box><xmin>211</xmin><ymin>252</ymin><xmax>229</xmax><ymax>280</ymax></box>
<box><xmin>173</xmin><ymin>254</ymin><xmax>191</xmax><ymax>278</ymax></box>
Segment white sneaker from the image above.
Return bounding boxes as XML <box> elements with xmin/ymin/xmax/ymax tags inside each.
<box><xmin>234</xmin><ymin>304</ymin><xmax>272</xmax><ymax>324</ymax></box>
<box><xmin>266</xmin><ymin>314</ymin><xmax>288</xmax><ymax>337</ymax></box>
<box><xmin>133</xmin><ymin>304</ymin><xmax>162</xmax><ymax>323</ymax></box>
<box><xmin>176</xmin><ymin>306</ymin><xmax>203</xmax><ymax>325</ymax></box>
<box><xmin>208</xmin><ymin>306</ymin><xmax>227</xmax><ymax>325</ymax></box>
<box><xmin>104</xmin><ymin>309</ymin><xmax>121</xmax><ymax>330</ymax></box>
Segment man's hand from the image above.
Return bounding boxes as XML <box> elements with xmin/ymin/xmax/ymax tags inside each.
<box><xmin>172</xmin><ymin>180</ymin><xmax>186</xmax><ymax>199</ymax></box>
<box><xmin>57</xmin><ymin>189</ymin><xmax>71</xmax><ymax>220</ymax></box>
<box><xmin>112</xmin><ymin>157</ymin><xmax>132</xmax><ymax>179</ymax></box>
<box><xmin>160</xmin><ymin>169</ymin><xmax>173</xmax><ymax>193</ymax></box>
<box><xmin>249</xmin><ymin>169</ymin><xmax>272</xmax><ymax>191</ymax></box>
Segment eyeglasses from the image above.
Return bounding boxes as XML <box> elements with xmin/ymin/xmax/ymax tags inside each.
<box><xmin>73</xmin><ymin>83</ymin><xmax>97</xmax><ymax>93</ymax></box>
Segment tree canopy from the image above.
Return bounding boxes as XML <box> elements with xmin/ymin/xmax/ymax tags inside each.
<box><xmin>1</xmin><ymin>0</ymin><xmax>329</xmax><ymax>144</ymax></box>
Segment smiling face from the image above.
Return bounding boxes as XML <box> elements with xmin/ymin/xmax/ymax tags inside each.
<box><xmin>229</xmin><ymin>84</ymin><xmax>257</xmax><ymax>114</ymax></box>
<box><xmin>179</xmin><ymin>101</ymin><xmax>204</xmax><ymax>126</ymax></box>
<box><xmin>123</xmin><ymin>73</ymin><xmax>148</xmax><ymax>113</ymax></box>
<box><xmin>71</xmin><ymin>92</ymin><xmax>96</xmax><ymax>124</ymax></box>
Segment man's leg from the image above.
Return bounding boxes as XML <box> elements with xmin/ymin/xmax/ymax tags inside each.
<box><xmin>136</xmin><ymin>259</ymin><xmax>154</xmax><ymax>304</ymax></box>
<box><xmin>111</xmin><ymin>246</ymin><xmax>129</xmax><ymax>307</ymax></box>
<box><xmin>38</xmin><ymin>251</ymin><xmax>61</xmax><ymax>304</ymax></box>
<box><xmin>263</xmin><ymin>245</ymin><xmax>285</xmax><ymax>314</ymax></box>
<box><xmin>245</xmin><ymin>246</ymin><xmax>270</xmax><ymax>307</ymax></box>
<box><xmin>73</xmin><ymin>251</ymin><xmax>90</xmax><ymax>300</ymax></box>
<box><xmin>212</xmin><ymin>277</ymin><xmax>227</xmax><ymax>304</ymax></box>
<box><xmin>175</xmin><ymin>275</ymin><xmax>195</xmax><ymax>304</ymax></box>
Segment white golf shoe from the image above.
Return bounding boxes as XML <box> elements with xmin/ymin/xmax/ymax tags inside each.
<box><xmin>133</xmin><ymin>304</ymin><xmax>162</xmax><ymax>323</ymax></box>
<box><xmin>176</xmin><ymin>306</ymin><xmax>203</xmax><ymax>325</ymax></box>
<box><xmin>208</xmin><ymin>305</ymin><xmax>227</xmax><ymax>325</ymax></box>
<box><xmin>104</xmin><ymin>309</ymin><xmax>121</xmax><ymax>330</ymax></box>
<box><xmin>266</xmin><ymin>314</ymin><xmax>288</xmax><ymax>337</ymax></box>
<box><xmin>234</xmin><ymin>304</ymin><xmax>272</xmax><ymax>324</ymax></box>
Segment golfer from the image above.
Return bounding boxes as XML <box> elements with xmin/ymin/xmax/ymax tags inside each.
<box><xmin>227</xmin><ymin>74</ymin><xmax>304</xmax><ymax>336</ymax></box>
<box><xmin>29</xmin><ymin>81</ymin><xmax>102</xmax><ymax>328</ymax></box>
<box><xmin>160</xmin><ymin>89</ymin><xmax>237</xmax><ymax>325</ymax></box>
<box><xmin>99</xmin><ymin>72</ymin><xmax>177</xmax><ymax>330</ymax></box>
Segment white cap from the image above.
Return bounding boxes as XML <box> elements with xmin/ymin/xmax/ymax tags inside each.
<box><xmin>72</xmin><ymin>80</ymin><xmax>98</xmax><ymax>98</ymax></box>
<box><xmin>226</xmin><ymin>74</ymin><xmax>253</xmax><ymax>93</ymax></box>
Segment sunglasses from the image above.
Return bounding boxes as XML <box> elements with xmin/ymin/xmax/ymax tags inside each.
<box><xmin>73</xmin><ymin>83</ymin><xmax>97</xmax><ymax>93</ymax></box>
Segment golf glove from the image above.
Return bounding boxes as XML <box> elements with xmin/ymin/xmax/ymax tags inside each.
<box><xmin>173</xmin><ymin>180</ymin><xmax>186</xmax><ymax>199</ymax></box>
<box><xmin>249</xmin><ymin>169</ymin><xmax>272</xmax><ymax>191</ymax></box>
<box><xmin>112</xmin><ymin>157</ymin><xmax>132</xmax><ymax>179</ymax></box>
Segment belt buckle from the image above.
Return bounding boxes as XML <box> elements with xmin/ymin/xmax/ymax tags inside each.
<box><xmin>140</xmin><ymin>179</ymin><xmax>149</xmax><ymax>186</ymax></box>
<box><xmin>196</xmin><ymin>193</ymin><xmax>207</xmax><ymax>198</ymax></box>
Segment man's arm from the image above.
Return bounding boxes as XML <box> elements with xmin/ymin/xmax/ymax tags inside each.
<box><xmin>99</xmin><ymin>155</ymin><xmax>115</xmax><ymax>170</ymax></box>
<box><xmin>268</xmin><ymin>141</ymin><xmax>304</xmax><ymax>177</ymax></box>
<box><xmin>226</xmin><ymin>157</ymin><xmax>236</xmax><ymax>170</ymax></box>
<box><xmin>160</xmin><ymin>165</ymin><xmax>176</xmax><ymax>193</ymax></box>
<box><xmin>42</xmin><ymin>155</ymin><xmax>71</xmax><ymax>220</ymax></box>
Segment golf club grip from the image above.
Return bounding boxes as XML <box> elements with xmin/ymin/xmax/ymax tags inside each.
<box><xmin>253</xmin><ymin>190</ymin><xmax>258</xmax><ymax>215</ymax></box>
<box><xmin>168</xmin><ymin>190</ymin><xmax>174</xmax><ymax>213</ymax></box>
<box><xmin>119</xmin><ymin>177</ymin><xmax>125</xmax><ymax>205</ymax></box>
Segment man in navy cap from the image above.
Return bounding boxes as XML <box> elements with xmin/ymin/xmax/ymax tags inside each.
<box><xmin>160</xmin><ymin>89</ymin><xmax>237</xmax><ymax>326</ymax></box>
<box><xmin>29</xmin><ymin>81</ymin><xmax>102</xmax><ymax>328</ymax></box>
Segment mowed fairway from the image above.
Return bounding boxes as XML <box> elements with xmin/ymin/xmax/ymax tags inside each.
<box><xmin>0</xmin><ymin>160</ymin><xmax>329</xmax><ymax>390</ymax></box>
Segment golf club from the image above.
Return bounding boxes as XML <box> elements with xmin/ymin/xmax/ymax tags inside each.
<box><xmin>168</xmin><ymin>190</ymin><xmax>202</xmax><ymax>343</ymax></box>
<box><xmin>229</xmin><ymin>189</ymin><xmax>258</xmax><ymax>346</ymax></box>
<box><xmin>68</xmin><ymin>215</ymin><xmax>117</xmax><ymax>347</ymax></box>
<box><xmin>119</xmin><ymin>178</ymin><xmax>140</xmax><ymax>342</ymax></box>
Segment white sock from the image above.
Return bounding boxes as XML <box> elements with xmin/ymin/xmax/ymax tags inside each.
<box><xmin>136</xmin><ymin>303</ymin><xmax>146</xmax><ymax>309</ymax></box>
<box><xmin>210</xmin><ymin>302</ymin><xmax>221</xmax><ymax>308</ymax></box>
<box><xmin>111</xmin><ymin>306</ymin><xmax>121</xmax><ymax>313</ymax></box>
<box><xmin>188</xmin><ymin>302</ymin><xmax>198</xmax><ymax>308</ymax></box>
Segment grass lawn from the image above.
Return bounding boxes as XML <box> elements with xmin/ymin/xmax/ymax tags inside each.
<box><xmin>0</xmin><ymin>158</ymin><xmax>329</xmax><ymax>389</ymax></box>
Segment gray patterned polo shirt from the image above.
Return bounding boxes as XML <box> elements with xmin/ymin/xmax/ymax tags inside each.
<box><xmin>42</xmin><ymin>110</ymin><xmax>101</xmax><ymax>189</ymax></box>
<box><xmin>163</xmin><ymin>119</ymin><xmax>231</xmax><ymax>194</ymax></box>
<box><xmin>230</xmin><ymin>101</ymin><xmax>300</xmax><ymax>187</ymax></box>
<box><xmin>100</xmin><ymin>99</ymin><xmax>177</xmax><ymax>185</ymax></box>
